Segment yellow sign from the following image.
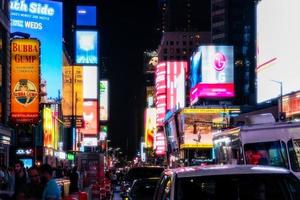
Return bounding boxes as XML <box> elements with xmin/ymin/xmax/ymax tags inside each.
<box><xmin>144</xmin><ymin>108</ymin><xmax>156</xmax><ymax>148</ymax></box>
<box><xmin>11</xmin><ymin>38</ymin><xmax>40</xmax><ymax>123</ymax></box>
<box><xmin>62</xmin><ymin>66</ymin><xmax>83</xmax><ymax>127</ymax></box>
<box><xmin>182</xmin><ymin>108</ymin><xmax>240</xmax><ymax>114</ymax></box>
<box><xmin>180</xmin><ymin>144</ymin><xmax>213</xmax><ymax>149</ymax></box>
<box><xmin>43</xmin><ymin>108</ymin><xmax>53</xmax><ymax>148</ymax></box>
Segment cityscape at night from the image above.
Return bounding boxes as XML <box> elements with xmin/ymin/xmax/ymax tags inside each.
<box><xmin>1</xmin><ymin>0</ymin><xmax>300</xmax><ymax>199</ymax></box>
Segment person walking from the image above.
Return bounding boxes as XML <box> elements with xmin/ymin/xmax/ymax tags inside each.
<box><xmin>40</xmin><ymin>164</ymin><xmax>61</xmax><ymax>200</ymax></box>
<box><xmin>69</xmin><ymin>166</ymin><xmax>79</xmax><ymax>194</ymax></box>
<box><xmin>14</xmin><ymin>160</ymin><xmax>28</xmax><ymax>197</ymax></box>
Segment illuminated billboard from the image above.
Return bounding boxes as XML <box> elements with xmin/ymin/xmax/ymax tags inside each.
<box><xmin>76</xmin><ymin>6</ymin><xmax>96</xmax><ymax>26</ymax></box>
<box><xmin>76</xmin><ymin>31</ymin><xmax>98</xmax><ymax>64</ymax></box>
<box><xmin>100</xmin><ymin>80</ymin><xmax>108</xmax><ymax>121</ymax></box>
<box><xmin>144</xmin><ymin>108</ymin><xmax>156</xmax><ymax>148</ymax></box>
<box><xmin>43</xmin><ymin>107</ymin><xmax>54</xmax><ymax>148</ymax></box>
<box><xmin>144</xmin><ymin>50</ymin><xmax>158</xmax><ymax>73</ymax></box>
<box><xmin>62</xmin><ymin>66</ymin><xmax>83</xmax><ymax>127</ymax></box>
<box><xmin>179</xmin><ymin>108</ymin><xmax>238</xmax><ymax>148</ymax></box>
<box><xmin>99</xmin><ymin>126</ymin><xmax>107</xmax><ymax>141</ymax></box>
<box><xmin>154</xmin><ymin>131</ymin><xmax>166</xmax><ymax>156</ymax></box>
<box><xmin>11</xmin><ymin>38</ymin><xmax>40</xmax><ymax>123</ymax></box>
<box><xmin>155</xmin><ymin>61</ymin><xmax>187</xmax><ymax>126</ymax></box>
<box><xmin>82</xmin><ymin>137</ymin><xmax>97</xmax><ymax>147</ymax></box>
<box><xmin>79</xmin><ymin>100</ymin><xmax>98</xmax><ymax>135</ymax></box>
<box><xmin>190</xmin><ymin>46</ymin><xmax>234</xmax><ymax>104</ymax></box>
<box><xmin>83</xmin><ymin>66</ymin><xmax>98</xmax><ymax>99</ymax></box>
<box><xmin>10</xmin><ymin>0</ymin><xmax>63</xmax><ymax>99</ymax></box>
<box><xmin>257</xmin><ymin>0</ymin><xmax>300</xmax><ymax>103</ymax></box>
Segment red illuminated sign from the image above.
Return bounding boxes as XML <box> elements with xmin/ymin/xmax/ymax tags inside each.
<box><xmin>79</xmin><ymin>100</ymin><xmax>98</xmax><ymax>135</ymax></box>
<box><xmin>155</xmin><ymin>131</ymin><xmax>166</xmax><ymax>156</ymax></box>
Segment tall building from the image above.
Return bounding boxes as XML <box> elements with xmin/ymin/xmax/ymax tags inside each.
<box><xmin>0</xmin><ymin>0</ymin><xmax>12</xmax><ymax>166</ymax></box>
<box><xmin>158</xmin><ymin>0</ymin><xmax>211</xmax><ymax>32</ymax></box>
<box><xmin>211</xmin><ymin>0</ymin><xmax>257</xmax><ymax>107</ymax></box>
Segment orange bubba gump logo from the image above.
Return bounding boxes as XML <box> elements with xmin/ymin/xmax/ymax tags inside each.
<box><xmin>13</xmin><ymin>79</ymin><xmax>38</xmax><ymax>107</ymax></box>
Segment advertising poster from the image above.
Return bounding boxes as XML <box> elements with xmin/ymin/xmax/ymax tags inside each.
<box><xmin>99</xmin><ymin>80</ymin><xmax>108</xmax><ymax>121</ymax></box>
<box><xmin>10</xmin><ymin>0</ymin><xmax>63</xmax><ymax>99</ymax></box>
<box><xmin>76</xmin><ymin>6</ymin><xmax>96</xmax><ymax>26</ymax></box>
<box><xmin>257</xmin><ymin>0</ymin><xmax>300</xmax><ymax>103</ymax></box>
<box><xmin>83</xmin><ymin>66</ymin><xmax>97</xmax><ymax>99</ymax></box>
<box><xmin>76</xmin><ymin>31</ymin><xmax>98</xmax><ymax>64</ymax></box>
<box><xmin>190</xmin><ymin>46</ymin><xmax>234</xmax><ymax>103</ymax></box>
<box><xmin>43</xmin><ymin>107</ymin><xmax>53</xmax><ymax>148</ymax></box>
<box><xmin>143</xmin><ymin>50</ymin><xmax>158</xmax><ymax>73</ymax></box>
<box><xmin>79</xmin><ymin>100</ymin><xmax>98</xmax><ymax>135</ymax></box>
<box><xmin>155</xmin><ymin>62</ymin><xmax>167</xmax><ymax>126</ymax></box>
<box><xmin>154</xmin><ymin>131</ymin><xmax>166</xmax><ymax>156</ymax></box>
<box><xmin>62</xmin><ymin>66</ymin><xmax>83</xmax><ymax>127</ymax></box>
<box><xmin>11</xmin><ymin>38</ymin><xmax>40</xmax><ymax>123</ymax></box>
<box><xmin>144</xmin><ymin>108</ymin><xmax>156</xmax><ymax>148</ymax></box>
<box><xmin>179</xmin><ymin>108</ymin><xmax>235</xmax><ymax>148</ymax></box>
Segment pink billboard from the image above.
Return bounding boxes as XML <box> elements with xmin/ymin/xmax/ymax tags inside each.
<box><xmin>190</xmin><ymin>46</ymin><xmax>234</xmax><ymax>104</ymax></box>
<box><xmin>155</xmin><ymin>131</ymin><xmax>166</xmax><ymax>156</ymax></box>
<box><xmin>155</xmin><ymin>61</ymin><xmax>187</xmax><ymax>126</ymax></box>
<box><xmin>79</xmin><ymin>100</ymin><xmax>98</xmax><ymax>135</ymax></box>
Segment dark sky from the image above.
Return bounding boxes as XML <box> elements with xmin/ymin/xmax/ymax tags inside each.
<box><xmin>100</xmin><ymin>1</ymin><xmax>160</xmax><ymax>158</ymax></box>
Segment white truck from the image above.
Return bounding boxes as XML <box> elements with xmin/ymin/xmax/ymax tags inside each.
<box><xmin>213</xmin><ymin>113</ymin><xmax>300</xmax><ymax>178</ymax></box>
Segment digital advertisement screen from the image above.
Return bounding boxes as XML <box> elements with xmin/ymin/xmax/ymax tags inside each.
<box><xmin>99</xmin><ymin>80</ymin><xmax>108</xmax><ymax>121</ymax></box>
<box><xmin>76</xmin><ymin>31</ymin><xmax>98</xmax><ymax>64</ymax></box>
<box><xmin>20</xmin><ymin>158</ymin><xmax>33</xmax><ymax>168</ymax></box>
<box><xmin>79</xmin><ymin>100</ymin><xmax>98</xmax><ymax>135</ymax></box>
<box><xmin>155</xmin><ymin>62</ymin><xmax>167</xmax><ymax>126</ymax></box>
<box><xmin>43</xmin><ymin>107</ymin><xmax>54</xmax><ymax>148</ymax></box>
<box><xmin>190</xmin><ymin>46</ymin><xmax>234</xmax><ymax>103</ymax></box>
<box><xmin>154</xmin><ymin>131</ymin><xmax>166</xmax><ymax>156</ymax></box>
<box><xmin>165</xmin><ymin>118</ymin><xmax>179</xmax><ymax>151</ymax></box>
<box><xmin>144</xmin><ymin>108</ymin><xmax>156</xmax><ymax>148</ymax></box>
<box><xmin>10</xmin><ymin>0</ymin><xmax>63</xmax><ymax>99</ymax></box>
<box><xmin>83</xmin><ymin>66</ymin><xmax>98</xmax><ymax>99</ymax></box>
<box><xmin>11</xmin><ymin>38</ymin><xmax>40</xmax><ymax>123</ymax></box>
<box><xmin>99</xmin><ymin>125</ymin><xmax>107</xmax><ymax>141</ymax></box>
<box><xmin>82</xmin><ymin>137</ymin><xmax>97</xmax><ymax>147</ymax></box>
<box><xmin>257</xmin><ymin>0</ymin><xmax>300</xmax><ymax>103</ymax></box>
<box><xmin>76</xmin><ymin>6</ymin><xmax>96</xmax><ymax>26</ymax></box>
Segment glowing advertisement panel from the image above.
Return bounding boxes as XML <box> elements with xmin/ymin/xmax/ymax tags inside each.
<box><xmin>83</xmin><ymin>66</ymin><xmax>97</xmax><ymax>99</ymax></box>
<box><xmin>82</xmin><ymin>137</ymin><xmax>97</xmax><ymax>147</ymax></box>
<box><xmin>76</xmin><ymin>6</ymin><xmax>96</xmax><ymax>26</ymax></box>
<box><xmin>155</xmin><ymin>62</ymin><xmax>167</xmax><ymax>126</ymax></box>
<box><xmin>62</xmin><ymin>66</ymin><xmax>83</xmax><ymax>128</ymax></box>
<box><xmin>166</xmin><ymin>61</ymin><xmax>187</xmax><ymax>111</ymax></box>
<box><xmin>144</xmin><ymin>108</ymin><xmax>156</xmax><ymax>148</ymax></box>
<box><xmin>76</xmin><ymin>31</ymin><xmax>98</xmax><ymax>64</ymax></box>
<box><xmin>179</xmin><ymin>108</ymin><xmax>233</xmax><ymax>148</ymax></box>
<box><xmin>79</xmin><ymin>100</ymin><xmax>98</xmax><ymax>135</ymax></box>
<box><xmin>100</xmin><ymin>80</ymin><xmax>108</xmax><ymax>121</ymax></box>
<box><xmin>11</xmin><ymin>38</ymin><xmax>40</xmax><ymax>123</ymax></box>
<box><xmin>190</xmin><ymin>46</ymin><xmax>234</xmax><ymax>104</ymax></box>
<box><xmin>43</xmin><ymin>107</ymin><xmax>54</xmax><ymax>148</ymax></box>
<box><xmin>154</xmin><ymin>131</ymin><xmax>166</xmax><ymax>156</ymax></box>
<box><xmin>10</xmin><ymin>0</ymin><xmax>62</xmax><ymax>99</ymax></box>
<box><xmin>257</xmin><ymin>0</ymin><xmax>300</xmax><ymax>103</ymax></box>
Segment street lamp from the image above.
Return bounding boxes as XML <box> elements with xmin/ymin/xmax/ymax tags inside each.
<box><xmin>270</xmin><ymin>80</ymin><xmax>283</xmax><ymax>120</ymax></box>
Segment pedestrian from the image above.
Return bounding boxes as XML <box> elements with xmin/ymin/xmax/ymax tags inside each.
<box><xmin>40</xmin><ymin>164</ymin><xmax>61</xmax><ymax>200</ymax></box>
<box><xmin>17</xmin><ymin>166</ymin><xmax>44</xmax><ymax>200</ymax></box>
<box><xmin>69</xmin><ymin>166</ymin><xmax>79</xmax><ymax>194</ymax></box>
<box><xmin>14</xmin><ymin>160</ymin><xmax>28</xmax><ymax>197</ymax></box>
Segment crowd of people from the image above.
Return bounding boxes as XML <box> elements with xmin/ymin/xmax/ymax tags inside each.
<box><xmin>0</xmin><ymin>160</ymin><xmax>81</xmax><ymax>200</ymax></box>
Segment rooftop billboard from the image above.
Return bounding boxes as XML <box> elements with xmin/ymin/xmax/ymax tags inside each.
<box><xmin>190</xmin><ymin>46</ymin><xmax>234</xmax><ymax>104</ymax></box>
<box><xmin>257</xmin><ymin>0</ymin><xmax>300</xmax><ymax>103</ymax></box>
<box><xmin>10</xmin><ymin>0</ymin><xmax>63</xmax><ymax>99</ymax></box>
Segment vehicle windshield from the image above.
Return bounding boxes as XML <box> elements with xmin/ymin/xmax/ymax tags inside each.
<box><xmin>175</xmin><ymin>174</ymin><xmax>300</xmax><ymax>200</ymax></box>
<box><xmin>288</xmin><ymin>139</ymin><xmax>300</xmax><ymax>172</ymax></box>
<box><xmin>244</xmin><ymin>141</ymin><xmax>288</xmax><ymax>168</ymax></box>
<box><xmin>125</xmin><ymin>167</ymin><xmax>164</xmax><ymax>182</ymax></box>
<box><xmin>130</xmin><ymin>179</ymin><xmax>159</xmax><ymax>200</ymax></box>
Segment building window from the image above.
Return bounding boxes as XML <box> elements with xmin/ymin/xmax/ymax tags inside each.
<box><xmin>176</xmin><ymin>56</ymin><xmax>180</xmax><ymax>60</ymax></box>
<box><xmin>170</xmin><ymin>41</ymin><xmax>174</xmax><ymax>46</ymax></box>
<box><xmin>170</xmin><ymin>56</ymin><xmax>174</xmax><ymax>60</ymax></box>
<box><xmin>163</xmin><ymin>48</ymin><xmax>168</xmax><ymax>54</ymax></box>
<box><xmin>163</xmin><ymin>56</ymin><xmax>167</xmax><ymax>60</ymax></box>
<box><xmin>182</xmin><ymin>41</ymin><xmax>187</xmax><ymax>46</ymax></box>
<box><xmin>189</xmin><ymin>41</ymin><xmax>193</xmax><ymax>46</ymax></box>
<box><xmin>176</xmin><ymin>41</ymin><xmax>179</xmax><ymax>45</ymax></box>
<box><xmin>176</xmin><ymin>48</ymin><xmax>180</xmax><ymax>53</ymax></box>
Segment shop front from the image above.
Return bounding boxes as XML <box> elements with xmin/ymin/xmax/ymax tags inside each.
<box><xmin>0</xmin><ymin>127</ymin><xmax>11</xmax><ymax>166</ymax></box>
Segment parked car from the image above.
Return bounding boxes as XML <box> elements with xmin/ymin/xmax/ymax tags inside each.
<box><xmin>120</xmin><ymin>166</ymin><xmax>164</xmax><ymax>197</ymax></box>
<box><xmin>153</xmin><ymin>165</ymin><xmax>300</xmax><ymax>200</ymax></box>
<box><xmin>122</xmin><ymin>177</ymin><xmax>160</xmax><ymax>200</ymax></box>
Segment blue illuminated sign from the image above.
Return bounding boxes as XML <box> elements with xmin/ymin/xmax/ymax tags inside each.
<box><xmin>76</xmin><ymin>31</ymin><xmax>98</xmax><ymax>64</ymax></box>
<box><xmin>10</xmin><ymin>0</ymin><xmax>63</xmax><ymax>99</ymax></box>
<box><xmin>76</xmin><ymin>6</ymin><xmax>96</xmax><ymax>26</ymax></box>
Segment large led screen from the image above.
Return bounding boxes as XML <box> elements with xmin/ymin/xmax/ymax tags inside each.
<box><xmin>144</xmin><ymin>108</ymin><xmax>156</xmax><ymax>148</ymax></box>
<box><xmin>10</xmin><ymin>0</ymin><xmax>63</xmax><ymax>99</ymax></box>
<box><xmin>99</xmin><ymin>80</ymin><xmax>108</xmax><ymax>121</ymax></box>
<box><xmin>190</xmin><ymin>46</ymin><xmax>234</xmax><ymax>104</ymax></box>
<box><xmin>76</xmin><ymin>6</ymin><xmax>96</xmax><ymax>26</ymax></box>
<box><xmin>76</xmin><ymin>31</ymin><xmax>98</xmax><ymax>64</ymax></box>
<box><xmin>257</xmin><ymin>0</ymin><xmax>300</xmax><ymax>103</ymax></box>
<box><xmin>79</xmin><ymin>100</ymin><xmax>98</xmax><ymax>135</ymax></box>
<box><xmin>83</xmin><ymin>66</ymin><xmax>97</xmax><ymax>99</ymax></box>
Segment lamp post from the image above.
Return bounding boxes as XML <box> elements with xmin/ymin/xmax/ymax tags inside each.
<box><xmin>270</xmin><ymin>80</ymin><xmax>283</xmax><ymax>120</ymax></box>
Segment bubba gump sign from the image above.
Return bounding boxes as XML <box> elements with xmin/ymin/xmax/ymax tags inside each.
<box><xmin>10</xmin><ymin>38</ymin><xmax>40</xmax><ymax>123</ymax></box>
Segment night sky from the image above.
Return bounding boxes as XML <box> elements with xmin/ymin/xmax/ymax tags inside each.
<box><xmin>100</xmin><ymin>1</ymin><xmax>161</xmax><ymax>158</ymax></box>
